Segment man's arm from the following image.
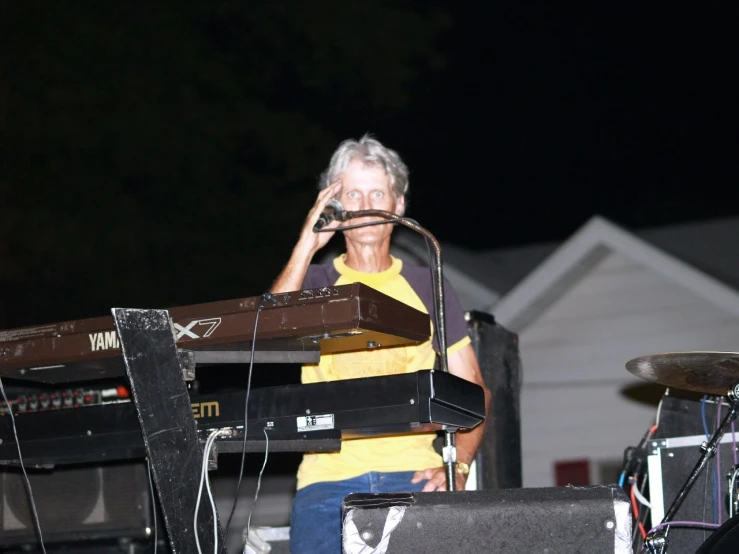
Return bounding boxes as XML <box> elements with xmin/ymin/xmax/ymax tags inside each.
<box><xmin>270</xmin><ymin>242</ymin><xmax>317</xmax><ymax>294</ymax></box>
<box><xmin>270</xmin><ymin>180</ymin><xmax>343</xmax><ymax>293</ymax></box>
<box><xmin>411</xmin><ymin>342</ymin><xmax>491</xmax><ymax>491</ymax></box>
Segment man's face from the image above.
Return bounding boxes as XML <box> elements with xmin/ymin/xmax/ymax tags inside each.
<box><xmin>337</xmin><ymin>160</ymin><xmax>405</xmax><ymax>245</ymax></box>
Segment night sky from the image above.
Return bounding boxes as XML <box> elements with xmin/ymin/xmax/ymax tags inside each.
<box><xmin>2</xmin><ymin>2</ymin><xmax>738</xmax><ymax>327</ymax></box>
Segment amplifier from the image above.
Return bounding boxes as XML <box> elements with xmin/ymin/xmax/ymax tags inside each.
<box><xmin>647</xmin><ymin>393</ymin><xmax>739</xmax><ymax>554</ymax></box>
<box><xmin>341</xmin><ymin>486</ymin><xmax>632</xmax><ymax>553</ymax></box>
<box><xmin>0</xmin><ymin>460</ymin><xmax>152</xmax><ymax>548</ymax></box>
<box><xmin>647</xmin><ymin>434</ymin><xmax>738</xmax><ymax>554</ymax></box>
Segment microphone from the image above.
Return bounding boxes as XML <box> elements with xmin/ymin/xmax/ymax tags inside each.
<box><xmin>313</xmin><ymin>198</ymin><xmax>347</xmax><ymax>231</ymax></box>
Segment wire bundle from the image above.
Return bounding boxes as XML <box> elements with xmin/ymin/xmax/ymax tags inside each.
<box><xmin>619</xmin><ymin>423</ymin><xmax>658</xmax><ymax>549</ymax></box>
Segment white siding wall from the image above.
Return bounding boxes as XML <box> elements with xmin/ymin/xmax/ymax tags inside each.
<box><xmin>519</xmin><ymin>251</ymin><xmax>739</xmax><ymax>487</ymax></box>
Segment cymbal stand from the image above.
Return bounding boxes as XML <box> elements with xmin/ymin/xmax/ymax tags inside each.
<box><xmin>643</xmin><ymin>385</ymin><xmax>739</xmax><ymax>554</ymax></box>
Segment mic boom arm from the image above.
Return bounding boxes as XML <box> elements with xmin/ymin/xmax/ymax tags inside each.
<box><xmin>334</xmin><ymin>208</ymin><xmax>462</xmax><ymax>491</ymax></box>
<box><xmin>342</xmin><ymin>209</ymin><xmax>449</xmax><ymax>372</ymax></box>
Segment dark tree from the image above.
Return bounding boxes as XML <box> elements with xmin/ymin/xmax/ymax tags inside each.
<box><xmin>1</xmin><ymin>1</ymin><xmax>450</xmax><ymax>326</ymax></box>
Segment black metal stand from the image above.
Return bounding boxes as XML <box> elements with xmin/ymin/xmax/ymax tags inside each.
<box><xmin>644</xmin><ymin>385</ymin><xmax>739</xmax><ymax>554</ymax></box>
<box><xmin>113</xmin><ymin>308</ymin><xmax>224</xmax><ymax>554</ymax></box>
<box><xmin>443</xmin><ymin>431</ymin><xmax>457</xmax><ymax>490</ymax></box>
<box><xmin>339</xmin><ymin>209</ymin><xmax>462</xmax><ymax>491</ymax></box>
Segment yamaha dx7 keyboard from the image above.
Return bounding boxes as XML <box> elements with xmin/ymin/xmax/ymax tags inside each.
<box><xmin>0</xmin><ymin>283</ymin><xmax>430</xmax><ymax>384</ymax></box>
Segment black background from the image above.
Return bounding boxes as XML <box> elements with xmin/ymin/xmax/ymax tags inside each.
<box><xmin>2</xmin><ymin>2</ymin><xmax>737</xmax><ymax>327</ymax></box>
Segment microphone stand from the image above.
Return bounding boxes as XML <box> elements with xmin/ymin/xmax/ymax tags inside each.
<box><xmin>342</xmin><ymin>209</ymin><xmax>460</xmax><ymax>491</ymax></box>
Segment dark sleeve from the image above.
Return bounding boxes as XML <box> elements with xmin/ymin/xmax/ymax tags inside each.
<box><xmin>301</xmin><ymin>262</ymin><xmax>341</xmax><ymax>289</ymax></box>
<box><xmin>401</xmin><ymin>265</ymin><xmax>468</xmax><ymax>352</ymax></box>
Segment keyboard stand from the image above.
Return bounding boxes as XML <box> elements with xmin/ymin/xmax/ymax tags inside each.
<box><xmin>113</xmin><ymin>307</ymin><xmax>222</xmax><ymax>554</ymax></box>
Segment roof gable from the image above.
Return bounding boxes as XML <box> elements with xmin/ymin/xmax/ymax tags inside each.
<box><xmin>491</xmin><ymin>216</ymin><xmax>739</xmax><ymax>332</ymax></box>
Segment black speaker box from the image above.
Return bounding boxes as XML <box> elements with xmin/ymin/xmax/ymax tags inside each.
<box><xmin>466</xmin><ymin>311</ymin><xmax>522</xmax><ymax>489</ymax></box>
<box><xmin>649</xmin><ymin>438</ymin><xmax>737</xmax><ymax>553</ymax></box>
<box><xmin>0</xmin><ymin>460</ymin><xmax>152</xmax><ymax>548</ymax></box>
<box><xmin>648</xmin><ymin>393</ymin><xmax>739</xmax><ymax>553</ymax></box>
<box><xmin>342</xmin><ymin>486</ymin><xmax>632</xmax><ymax>553</ymax></box>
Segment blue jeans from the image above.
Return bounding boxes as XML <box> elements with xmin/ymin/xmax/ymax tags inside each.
<box><xmin>289</xmin><ymin>471</ymin><xmax>426</xmax><ymax>554</ymax></box>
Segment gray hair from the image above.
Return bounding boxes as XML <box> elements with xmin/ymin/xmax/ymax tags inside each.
<box><xmin>319</xmin><ymin>134</ymin><xmax>409</xmax><ymax>199</ymax></box>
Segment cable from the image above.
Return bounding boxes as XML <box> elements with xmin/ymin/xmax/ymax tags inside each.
<box><xmin>731</xmin><ymin>419</ymin><xmax>739</xmax><ymax>518</ymax></box>
<box><xmin>205</xmin><ymin>441</ymin><xmax>220</xmax><ymax>554</ymax></box>
<box><xmin>146</xmin><ymin>458</ymin><xmax>158</xmax><ymax>554</ymax></box>
<box><xmin>701</xmin><ymin>395</ymin><xmax>711</xmax><ymax>438</ymax></box>
<box><xmin>621</xmin><ymin>423</ymin><xmax>658</xmax><ymax>550</ymax></box>
<box><xmin>716</xmin><ymin>398</ymin><xmax>723</xmax><ymax>525</ymax></box>
<box><xmin>222</xmin><ymin>294</ymin><xmax>273</xmax><ymax>548</ymax></box>
<box><xmin>245</xmin><ymin>428</ymin><xmax>271</xmax><ymax>548</ymax></box>
<box><xmin>195</xmin><ymin>429</ymin><xmax>226</xmax><ymax>554</ymax></box>
<box><xmin>729</xmin><ymin>466</ymin><xmax>739</xmax><ymax>518</ymax></box>
<box><xmin>0</xmin><ymin>377</ymin><xmax>47</xmax><ymax>554</ymax></box>
<box><xmin>631</xmin><ymin>483</ymin><xmax>647</xmax><ymax>539</ymax></box>
<box><xmin>635</xmin><ymin>471</ymin><xmax>652</xmax><ymax>551</ymax></box>
<box><xmin>646</xmin><ymin>424</ymin><xmax>659</xmax><ymax>440</ymax></box>
<box><xmin>701</xmin><ymin>395</ymin><xmax>719</xmax><ymax>523</ymax></box>
<box><xmin>702</xmin><ymin>447</ymin><xmax>711</xmax><ymax>544</ymax></box>
<box><xmin>655</xmin><ymin>394</ymin><xmax>665</xmax><ymax>427</ymax></box>
<box><xmin>633</xmin><ymin>483</ymin><xmax>652</xmax><ymax>510</ymax></box>
<box><xmin>620</xmin><ymin>423</ymin><xmax>658</xmax><ymax>492</ymax></box>
<box><xmin>195</xmin><ymin>430</ymin><xmax>215</xmax><ymax>554</ymax></box>
<box><xmin>648</xmin><ymin>520</ymin><xmax>721</xmax><ymax>534</ymax></box>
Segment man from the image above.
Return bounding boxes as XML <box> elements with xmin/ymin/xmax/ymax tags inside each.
<box><xmin>271</xmin><ymin>135</ymin><xmax>490</xmax><ymax>553</ymax></box>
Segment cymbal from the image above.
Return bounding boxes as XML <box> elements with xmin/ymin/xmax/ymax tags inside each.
<box><xmin>626</xmin><ymin>351</ymin><xmax>739</xmax><ymax>396</ymax></box>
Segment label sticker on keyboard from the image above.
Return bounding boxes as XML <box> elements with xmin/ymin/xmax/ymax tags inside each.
<box><xmin>297</xmin><ymin>414</ymin><xmax>335</xmax><ymax>432</ymax></box>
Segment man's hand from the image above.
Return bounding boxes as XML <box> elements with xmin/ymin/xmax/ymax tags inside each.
<box><xmin>270</xmin><ymin>179</ymin><xmax>343</xmax><ymax>294</ymax></box>
<box><xmin>411</xmin><ymin>466</ymin><xmax>467</xmax><ymax>492</ymax></box>
<box><xmin>297</xmin><ymin>179</ymin><xmax>344</xmax><ymax>255</ymax></box>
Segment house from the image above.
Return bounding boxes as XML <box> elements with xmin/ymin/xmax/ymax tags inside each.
<box><xmin>320</xmin><ymin>215</ymin><xmax>739</xmax><ymax>486</ymax></box>
<box><xmin>393</xmin><ymin>215</ymin><xmax>739</xmax><ymax>487</ymax></box>
<box><xmin>216</xmin><ymin>215</ymin><xmax>739</xmax><ymax>549</ymax></box>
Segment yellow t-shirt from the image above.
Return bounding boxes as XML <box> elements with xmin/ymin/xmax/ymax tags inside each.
<box><xmin>296</xmin><ymin>255</ymin><xmax>470</xmax><ymax>489</ymax></box>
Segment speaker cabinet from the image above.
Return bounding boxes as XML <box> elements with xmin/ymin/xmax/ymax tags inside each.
<box><xmin>466</xmin><ymin>311</ymin><xmax>522</xmax><ymax>489</ymax></box>
<box><xmin>342</xmin><ymin>486</ymin><xmax>632</xmax><ymax>553</ymax></box>
<box><xmin>0</xmin><ymin>460</ymin><xmax>152</xmax><ymax>548</ymax></box>
<box><xmin>647</xmin><ymin>393</ymin><xmax>739</xmax><ymax>553</ymax></box>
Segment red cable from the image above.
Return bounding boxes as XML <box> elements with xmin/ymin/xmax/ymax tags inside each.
<box><xmin>630</xmin><ymin>483</ymin><xmax>647</xmax><ymax>539</ymax></box>
<box><xmin>645</xmin><ymin>424</ymin><xmax>659</xmax><ymax>441</ymax></box>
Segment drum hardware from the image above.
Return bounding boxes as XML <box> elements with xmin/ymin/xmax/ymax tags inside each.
<box><xmin>626</xmin><ymin>352</ymin><xmax>739</xmax><ymax>554</ymax></box>
<box><xmin>728</xmin><ymin>465</ymin><xmax>739</xmax><ymax>518</ymax></box>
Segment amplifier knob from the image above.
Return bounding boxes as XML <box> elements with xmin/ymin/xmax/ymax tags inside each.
<box><xmin>16</xmin><ymin>395</ymin><xmax>28</xmax><ymax>413</ymax></box>
<box><xmin>51</xmin><ymin>394</ymin><xmax>62</xmax><ymax>409</ymax></box>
